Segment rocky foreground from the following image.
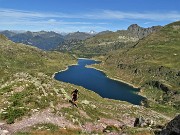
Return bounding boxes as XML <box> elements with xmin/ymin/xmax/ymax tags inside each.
<box><xmin>0</xmin><ymin>72</ymin><xmax>178</xmax><ymax>135</ymax></box>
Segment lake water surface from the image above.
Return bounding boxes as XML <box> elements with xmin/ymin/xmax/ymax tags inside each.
<box><xmin>54</xmin><ymin>58</ymin><xmax>145</xmax><ymax>105</ymax></box>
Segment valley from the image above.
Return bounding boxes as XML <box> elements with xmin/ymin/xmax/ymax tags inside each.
<box><xmin>0</xmin><ymin>21</ymin><xmax>179</xmax><ymax>135</ymax></box>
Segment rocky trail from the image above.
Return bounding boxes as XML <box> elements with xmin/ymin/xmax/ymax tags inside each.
<box><xmin>0</xmin><ymin>107</ymin><xmax>77</xmax><ymax>134</ymax></box>
<box><xmin>0</xmin><ymin>101</ymin><xmax>173</xmax><ymax>135</ymax></box>
<box><xmin>0</xmin><ymin>102</ymin><xmax>126</xmax><ymax>135</ymax></box>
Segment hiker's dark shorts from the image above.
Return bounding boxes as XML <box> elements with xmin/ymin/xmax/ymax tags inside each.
<box><xmin>72</xmin><ymin>96</ymin><xmax>77</xmax><ymax>101</ymax></box>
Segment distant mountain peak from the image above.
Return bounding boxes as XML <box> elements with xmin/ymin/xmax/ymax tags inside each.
<box><xmin>64</xmin><ymin>31</ymin><xmax>93</xmax><ymax>40</ymax></box>
<box><xmin>126</xmin><ymin>24</ymin><xmax>162</xmax><ymax>39</ymax></box>
<box><xmin>88</xmin><ymin>30</ymin><xmax>96</xmax><ymax>35</ymax></box>
<box><xmin>129</xmin><ymin>24</ymin><xmax>140</xmax><ymax>27</ymax></box>
<box><xmin>127</xmin><ymin>24</ymin><xmax>141</xmax><ymax>31</ymax></box>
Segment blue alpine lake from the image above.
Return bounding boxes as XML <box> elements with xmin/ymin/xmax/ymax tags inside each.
<box><xmin>54</xmin><ymin>58</ymin><xmax>145</xmax><ymax>105</ymax></box>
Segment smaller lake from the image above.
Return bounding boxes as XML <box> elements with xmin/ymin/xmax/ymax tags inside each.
<box><xmin>54</xmin><ymin>58</ymin><xmax>145</xmax><ymax>105</ymax></box>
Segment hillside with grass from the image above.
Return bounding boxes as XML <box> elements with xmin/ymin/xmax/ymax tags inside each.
<box><xmin>0</xmin><ymin>31</ymin><xmax>64</xmax><ymax>50</ymax></box>
<box><xmin>56</xmin><ymin>24</ymin><xmax>161</xmax><ymax>58</ymax></box>
<box><xmin>92</xmin><ymin>21</ymin><xmax>180</xmax><ymax>117</ymax></box>
<box><xmin>0</xmin><ymin>34</ymin><xmax>175</xmax><ymax>135</ymax></box>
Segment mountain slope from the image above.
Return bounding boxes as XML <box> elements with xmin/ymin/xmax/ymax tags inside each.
<box><xmin>0</xmin><ymin>31</ymin><xmax>64</xmax><ymax>50</ymax></box>
<box><xmin>0</xmin><ymin>34</ymin><xmax>173</xmax><ymax>135</ymax></box>
<box><xmin>0</xmin><ymin>34</ymin><xmax>74</xmax><ymax>76</ymax></box>
<box><xmin>64</xmin><ymin>31</ymin><xmax>94</xmax><ymax>40</ymax></box>
<box><xmin>56</xmin><ymin>24</ymin><xmax>162</xmax><ymax>57</ymax></box>
<box><xmin>93</xmin><ymin>21</ymin><xmax>180</xmax><ymax>116</ymax></box>
<box><xmin>0</xmin><ymin>30</ymin><xmax>95</xmax><ymax>51</ymax></box>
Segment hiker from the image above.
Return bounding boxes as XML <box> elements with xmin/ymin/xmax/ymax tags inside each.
<box><xmin>71</xmin><ymin>89</ymin><xmax>78</xmax><ymax>107</ymax></box>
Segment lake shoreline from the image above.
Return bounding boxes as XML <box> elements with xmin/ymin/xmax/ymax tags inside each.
<box><xmin>86</xmin><ymin>65</ymin><xmax>140</xmax><ymax>89</ymax></box>
<box><xmin>53</xmin><ymin>58</ymin><xmax>140</xmax><ymax>89</ymax></box>
<box><xmin>52</xmin><ymin>57</ymin><xmax>98</xmax><ymax>78</ymax></box>
<box><xmin>53</xmin><ymin>58</ymin><xmax>144</xmax><ymax>105</ymax></box>
<box><xmin>52</xmin><ymin>63</ymin><xmax>78</xmax><ymax>79</ymax></box>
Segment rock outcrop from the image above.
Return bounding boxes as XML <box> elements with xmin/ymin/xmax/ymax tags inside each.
<box><xmin>160</xmin><ymin>115</ymin><xmax>180</xmax><ymax>135</ymax></box>
<box><xmin>134</xmin><ymin>116</ymin><xmax>155</xmax><ymax>128</ymax></box>
<box><xmin>127</xmin><ymin>24</ymin><xmax>162</xmax><ymax>39</ymax></box>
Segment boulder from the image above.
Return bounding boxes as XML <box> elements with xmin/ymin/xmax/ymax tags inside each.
<box><xmin>0</xmin><ymin>128</ymin><xmax>9</xmax><ymax>135</ymax></box>
<box><xmin>134</xmin><ymin>116</ymin><xmax>145</xmax><ymax>127</ymax></box>
<box><xmin>160</xmin><ymin>115</ymin><xmax>180</xmax><ymax>135</ymax></box>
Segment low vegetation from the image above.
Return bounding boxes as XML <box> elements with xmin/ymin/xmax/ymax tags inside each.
<box><xmin>56</xmin><ymin>24</ymin><xmax>161</xmax><ymax>58</ymax></box>
<box><xmin>92</xmin><ymin>21</ymin><xmax>180</xmax><ymax>117</ymax></box>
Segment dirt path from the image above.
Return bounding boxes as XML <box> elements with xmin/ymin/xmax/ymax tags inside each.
<box><xmin>0</xmin><ymin>102</ymin><xmax>125</xmax><ymax>135</ymax></box>
<box><xmin>0</xmin><ymin>101</ymin><xmax>172</xmax><ymax>135</ymax></box>
<box><xmin>1</xmin><ymin>107</ymin><xmax>79</xmax><ymax>134</ymax></box>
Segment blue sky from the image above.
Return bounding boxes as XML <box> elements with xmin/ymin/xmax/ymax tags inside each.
<box><xmin>0</xmin><ymin>0</ymin><xmax>180</xmax><ymax>32</ymax></box>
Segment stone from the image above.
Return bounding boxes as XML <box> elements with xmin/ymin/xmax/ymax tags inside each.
<box><xmin>81</xmin><ymin>100</ymin><xmax>90</xmax><ymax>105</ymax></box>
<box><xmin>53</xmin><ymin>88</ymin><xmax>59</xmax><ymax>94</ymax></box>
<box><xmin>91</xmin><ymin>104</ymin><xmax>96</xmax><ymax>109</ymax></box>
<box><xmin>50</xmin><ymin>101</ymin><xmax>54</xmax><ymax>108</ymax></box>
<box><xmin>160</xmin><ymin>114</ymin><xmax>180</xmax><ymax>135</ymax></box>
<box><xmin>105</xmin><ymin>130</ymin><xmax>110</xmax><ymax>133</ymax></box>
<box><xmin>134</xmin><ymin>116</ymin><xmax>145</xmax><ymax>127</ymax></box>
<box><xmin>0</xmin><ymin>123</ymin><xmax>5</xmax><ymax>126</ymax></box>
<box><xmin>0</xmin><ymin>129</ymin><xmax>9</xmax><ymax>135</ymax></box>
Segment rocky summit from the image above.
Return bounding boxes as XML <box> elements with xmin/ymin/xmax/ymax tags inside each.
<box><xmin>127</xmin><ymin>24</ymin><xmax>162</xmax><ymax>39</ymax></box>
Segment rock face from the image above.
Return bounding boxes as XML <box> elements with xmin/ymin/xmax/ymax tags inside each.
<box><xmin>146</xmin><ymin>81</ymin><xmax>171</xmax><ymax>93</ymax></box>
<box><xmin>160</xmin><ymin>115</ymin><xmax>180</xmax><ymax>135</ymax></box>
<box><xmin>127</xmin><ymin>24</ymin><xmax>162</xmax><ymax>39</ymax></box>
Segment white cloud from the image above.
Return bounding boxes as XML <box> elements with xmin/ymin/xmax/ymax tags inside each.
<box><xmin>144</xmin><ymin>22</ymin><xmax>152</xmax><ymax>25</ymax></box>
<box><xmin>0</xmin><ymin>8</ymin><xmax>108</xmax><ymax>26</ymax></box>
<box><xmin>87</xmin><ymin>10</ymin><xmax>180</xmax><ymax>21</ymax></box>
<box><xmin>0</xmin><ymin>8</ymin><xmax>64</xmax><ymax>18</ymax></box>
<box><xmin>0</xmin><ymin>8</ymin><xmax>180</xmax><ymax>32</ymax></box>
<box><xmin>1</xmin><ymin>8</ymin><xmax>180</xmax><ymax>21</ymax></box>
<box><xmin>48</xmin><ymin>19</ymin><xmax>57</xmax><ymax>22</ymax></box>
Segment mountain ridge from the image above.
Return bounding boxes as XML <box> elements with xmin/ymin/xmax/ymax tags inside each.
<box><xmin>64</xmin><ymin>31</ymin><xmax>94</xmax><ymax>40</ymax></box>
<box><xmin>55</xmin><ymin>24</ymin><xmax>162</xmax><ymax>57</ymax></box>
<box><xmin>0</xmin><ymin>24</ymin><xmax>161</xmax><ymax>52</ymax></box>
<box><xmin>0</xmin><ymin>30</ymin><xmax>95</xmax><ymax>50</ymax></box>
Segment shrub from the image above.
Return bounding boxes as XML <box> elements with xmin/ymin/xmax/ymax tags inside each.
<box><xmin>1</xmin><ymin>107</ymin><xmax>27</xmax><ymax>124</ymax></box>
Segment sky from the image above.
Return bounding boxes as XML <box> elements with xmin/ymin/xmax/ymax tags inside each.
<box><xmin>0</xmin><ymin>0</ymin><xmax>180</xmax><ymax>33</ymax></box>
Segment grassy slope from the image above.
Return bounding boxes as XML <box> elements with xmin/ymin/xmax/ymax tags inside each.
<box><xmin>93</xmin><ymin>21</ymin><xmax>180</xmax><ymax>116</ymax></box>
<box><xmin>65</xmin><ymin>26</ymin><xmax>161</xmax><ymax>58</ymax></box>
<box><xmin>0</xmin><ymin>34</ymin><xmax>174</xmax><ymax>135</ymax></box>
<box><xmin>69</xmin><ymin>31</ymin><xmax>137</xmax><ymax>58</ymax></box>
<box><xmin>0</xmin><ymin>34</ymin><xmax>76</xmax><ymax>123</ymax></box>
<box><xmin>0</xmin><ymin>34</ymin><xmax>75</xmax><ymax>76</ymax></box>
